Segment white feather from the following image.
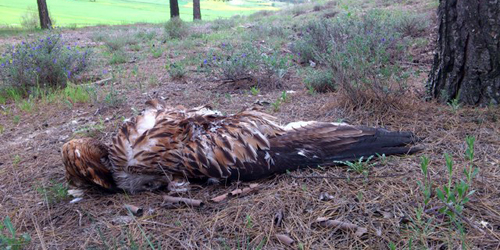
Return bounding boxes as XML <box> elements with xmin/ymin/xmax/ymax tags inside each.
<box><xmin>284</xmin><ymin>121</ymin><xmax>317</xmax><ymax>130</ymax></box>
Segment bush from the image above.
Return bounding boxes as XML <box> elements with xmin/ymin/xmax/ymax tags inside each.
<box><xmin>0</xmin><ymin>34</ymin><xmax>91</xmax><ymax>94</ymax></box>
<box><xmin>135</xmin><ymin>30</ymin><xmax>157</xmax><ymax>41</ymax></box>
<box><xmin>102</xmin><ymin>33</ymin><xmax>138</xmax><ymax>51</ymax></box>
<box><xmin>166</xmin><ymin>62</ymin><xmax>186</xmax><ymax>79</ymax></box>
<box><xmin>260</xmin><ymin>51</ymin><xmax>291</xmax><ymax>88</ymax></box>
<box><xmin>203</xmin><ymin>43</ymin><xmax>291</xmax><ymax>89</ymax></box>
<box><xmin>164</xmin><ymin>17</ymin><xmax>188</xmax><ymax>39</ymax></box>
<box><xmin>20</xmin><ymin>8</ymin><xmax>39</xmax><ymax>30</ymax></box>
<box><xmin>293</xmin><ymin>11</ymin><xmax>411</xmax><ymax>110</ymax></box>
<box><xmin>203</xmin><ymin>43</ymin><xmax>258</xmax><ymax>82</ymax></box>
<box><xmin>303</xmin><ymin>68</ymin><xmax>335</xmax><ymax>93</ymax></box>
<box><xmin>109</xmin><ymin>51</ymin><xmax>127</xmax><ymax>64</ymax></box>
<box><xmin>103</xmin><ymin>36</ymin><xmax>126</xmax><ymax>51</ymax></box>
<box><xmin>396</xmin><ymin>13</ymin><xmax>430</xmax><ymax>37</ymax></box>
<box><xmin>291</xmin><ymin>19</ymin><xmax>333</xmax><ymax>64</ymax></box>
<box><xmin>211</xmin><ymin>18</ymin><xmax>236</xmax><ymax>31</ymax></box>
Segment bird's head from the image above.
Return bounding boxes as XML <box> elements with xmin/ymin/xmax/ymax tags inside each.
<box><xmin>113</xmin><ymin>171</ymin><xmax>170</xmax><ymax>194</ymax></box>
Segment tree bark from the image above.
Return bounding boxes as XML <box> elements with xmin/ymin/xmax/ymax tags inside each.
<box><xmin>170</xmin><ymin>0</ymin><xmax>180</xmax><ymax>18</ymax></box>
<box><xmin>428</xmin><ymin>0</ymin><xmax>500</xmax><ymax>105</ymax></box>
<box><xmin>193</xmin><ymin>0</ymin><xmax>201</xmax><ymax>20</ymax></box>
<box><xmin>36</xmin><ymin>0</ymin><xmax>52</xmax><ymax>29</ymax></box>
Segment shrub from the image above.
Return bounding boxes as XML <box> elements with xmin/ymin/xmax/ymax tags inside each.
<box><xmin>303</xmin><ymin>68</ymin><xmax>335</xmax><ymax>93</ymax></box>
<box><xmin>166</xmin><ymin>62</ymin><xmax>186</xmax><ymax>79</ymax></box>
<box><xmin>249</xmin><ymin>10</ymin><xmax>273</xmax><ymax>20</ymax></box>
<box><xmin>164</xmin><ymin>17</ymin><xmax>188</xmax><ymax>39</ymax></box>
<box><xmin>203</xmin><ymin>43</ymin><xmax>291</xmax><ymax>89</ymax></box>
<box><xmin>248</xmin><ymin>25</ymin><xmax>291</xmax><ymax>40</ymax></box>
<box><xmin>20</xmin><ymin>8</ymin><xmax>39</xmax><ymax>30</ymax></box>
<box><xmin>103</xmin><ymin>36</ymin><xmax>126</xmax><ymax>51</ymax></box>
<box><xmin>260</xmin><ymin>51</ymin><xmax>291</xmax><ymax>88</ymax></box>
<box><xmin>396</xmin><ymin>13</ymin><xmax>430</xmax><ymax>37</ymax></box>
<box><xmin>211</xmin><ymin>18</ymin><xmax>236</xmax><ymax>31</ymax></box>
<box><xmin>135</xmin><ymin>30</ymin><xmax>157</xmax><ymax>41</ymax></box>
<box><xmin>294</xmin><ymin>11</ymin><xmax>411</xmax><ymax>110</ymax></box>
<box><xmin>291</xmin><ymin>18</ymin><xmax>333</xmax><ymax>64</ymax></box>
<box><xmin>109</xmin><ymin>51</ymin><xmax>127</xmax><ymax>64</ymax></box>
<box><xmin>100</xmin><ymin>32</ymin><xmax>139</xmax><ymax>51</ymax></box>
<box><xmin>203</xmin><ymin>43</ymin><xmax>258</xmax><ymax>82</ymax></box>
<box><xmin>0</xmin><ymin>34</ymin><xmax>91</xmax><ymax>94</ymax></box>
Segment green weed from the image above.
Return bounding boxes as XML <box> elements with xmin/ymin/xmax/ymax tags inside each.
<box><xmin>12</xmin><ymin>155</ymin><xmax>21</xmax><ymax>166</ymax></box>
<box><xmin>166</xmin><ymin>62</ymin><xmax>186</xmax><ymax>80</ymax></box>
<box><xmin>414</xmin><ymin>136</ymin><xmax>478</xmax><ymax>248</ymax></box>
<box><xmin>303</xmin><ymin>68</ymin><xmax>335</xmax><ymax>93</ymax></box>
<box><xmin>164</xmin><ymin>17</ymin><xmax>188</xmax><ymax>39</ymax></box>
<box><xmin>448</xmin><ymin>98</ymin><xmax>460</xmax><ymax>113</ymax></box>
<box><xmin>103</xmin><ymin>84</ymin><xmax>125</xmax><ymax>108</ymax></box>
<box><xmin>64</xmin><ymin>84</ymin><xmax>90</xmax><ymax>103</ymax></box>
<box><xmin>74</xmin><ymin>119</ymin><xmax>105</xmax><ymax>138</ymax></box>
<box><xmin>150</xmin><ymin>45</ymin><xmax>164</xmax><ymax>58</ymax></box>
<box><xmin>109</xmin><ymin>51</ymin><xmax>127</xmax><ymax>64</ymax></box>
<box><xmin>250</xmin><ymin>86</ymin><xmax>260</xmax><ymax>96</ymax></box>
<box><xmin>12</xmin><ymin>115</ymin><xmax>20</xmax><ymax>125</ymax></box>
<box><xmin>36</xmin><ymin>180</ymin><xmax>68</xmax><ymax>205</ymax></box>
<box><xmin>245</xmin><ymin>215</ymin><xmax>253</xmax><ymax>229</ymax></box>
<box><xmin>335</xmin><ymin>155</ymin><xmax>376</xmax><ymax>177</ymax></box>
<box><xmin>18</xmin><ymin>98</ymin><xmax>34</xmax><ymax>112</ymax></box>
<box><xmin>0</xmin><ymin>216</ymin><xmax>31</xmax><ymax>250</ymax></box>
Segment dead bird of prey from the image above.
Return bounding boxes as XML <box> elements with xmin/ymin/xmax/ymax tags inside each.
<box><xmin>62</xmin><ymin>99</ymin><xmax>421</xmax><ymax>194</ymax></box>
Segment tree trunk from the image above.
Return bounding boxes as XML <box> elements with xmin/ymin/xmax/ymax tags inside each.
<box><xmin>36</xmin><ymin>0</ymin><xmax>52</xmax><ymax>29</ymax></box>
<box><xmin>170</xmin><ymin>0</ymin><xmax>180</xmax><ymax>18</ymax></box>
<box><xmin>193</xmin><ymin>0</ymin><xmax>201</xmax><ymax>20</ymax></box>
<box><xmin>428</xmin><ymin>0</ymin><xmax>500</xmax><ymax>105</ymax></box>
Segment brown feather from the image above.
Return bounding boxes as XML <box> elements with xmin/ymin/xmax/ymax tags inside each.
<box><xmin>71</xmin><ymin>99</ymin><xmax>421</xmax><ymax>194</ymax></box>
<box><xmin>61</xmin><ymin>138</ymin><xmax>116</xmax><ymax>190</ymax></box>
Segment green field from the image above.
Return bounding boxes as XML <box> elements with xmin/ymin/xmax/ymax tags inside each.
<box><xmin>0</xmin><ymin>0</ymin><xmax>284</xmax><ymax>27</ymax></box>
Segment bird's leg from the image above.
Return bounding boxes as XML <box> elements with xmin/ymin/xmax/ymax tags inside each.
<box><xmin>68</xmin><ymin>189</ymin><xmax>85</xmax><ymax>197</ymax></box>
<box><xmin>167</xmin><ymin>176</ymin><xmax>190</xmax><ymax>193</ymax></box>
<box><xmin>206</xmin><ymin>177</ymin><xmax>221</xmax><ymax>186</ymax></box>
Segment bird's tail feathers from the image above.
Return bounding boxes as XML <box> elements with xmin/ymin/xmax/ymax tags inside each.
<box><xmin>267</xmin><ymin>123</ymin><xmax>422</xmax><ymax>174</ymax></box>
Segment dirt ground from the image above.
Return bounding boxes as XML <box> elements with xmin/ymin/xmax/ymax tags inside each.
<box><xmin>1</xmin><ymin>5</ymin><xmax>500</xmax><ymax>250</ymax></box>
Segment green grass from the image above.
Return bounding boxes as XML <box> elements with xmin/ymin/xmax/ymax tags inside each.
<box><xmin>0</xmin><ymin>0</ymin><xmax>284</xmax><ymax>27</ymax></box>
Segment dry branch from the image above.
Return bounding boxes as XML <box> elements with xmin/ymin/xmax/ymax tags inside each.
<box><xmin>162</xmin><ymin>195</ymin><xmax>204</xmax><ymax>208</ymax></box>
<box><xmin>315</xmin><ymin>217</ymin><xmax>368</xmax><ymax>237</ymax></box>
<box><xmin>124</xmin><ymin>204</ymin><xmax>143</xmax><ymax>216</ymax></box>
<box><xmin>211</xmin><ymin>183</ymin><xmax>261</xmax><ymax>203</ymax></box>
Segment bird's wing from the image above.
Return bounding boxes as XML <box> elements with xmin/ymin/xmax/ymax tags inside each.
<box><xmin>109</xmin><ymin>106</ymin><xmax>285</xmax><ymax>181</ymax></box>
<box><xmin>109</xmin><ymin>100</ymin><xmax>420</xmax><ymax>186</ymax></box>
<box><xmin>62</xmin><ymin>138</ymin><xmax>116</xmax><ymax>189</ymax></box>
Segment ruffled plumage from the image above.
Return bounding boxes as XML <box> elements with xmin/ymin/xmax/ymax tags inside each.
<box><xmin>62</xmin><ymin>100</ymin><xmax>421</xmax><ymax>194</ymax></box>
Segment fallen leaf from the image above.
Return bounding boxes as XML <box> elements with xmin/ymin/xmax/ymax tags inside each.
<box><xmin>276</xmin><ymin>234</ymin><xmax>294</xmax><ymax>246</ymax></box>
<box><xmin>315</xmin><ymin>218</ymin><xmax>368</xmax><ymax>237</ymax></box>
<box><xmin>211</xmin><ymin>193</ymin><xmax>228</xmax><ymax>203</ymax></box>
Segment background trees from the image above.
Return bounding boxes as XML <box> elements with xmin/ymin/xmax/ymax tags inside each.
<box><xmin>193</xmin><ymin>0</ymin><xmax>201</xmax><ymax>20</ymax></box>
<box><xmin>36</xmin><ymin>0</ymin><xmax>52</xmax><ymax>29</ymax></box>
<box><xmin>428</xmin><ymin>0</ymin><xmax>500</xmax><ymax>105</ymax></box>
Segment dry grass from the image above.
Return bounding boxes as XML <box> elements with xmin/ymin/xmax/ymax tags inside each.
<box><xmin>1</xmin><ymin>1</ymin><xmax>499</xmax><ymax>249</ymax></box>
<box><xmin>1</xmin><ymin>88</ymin><xmax>499</xmax><ymax>249</ymax></box>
